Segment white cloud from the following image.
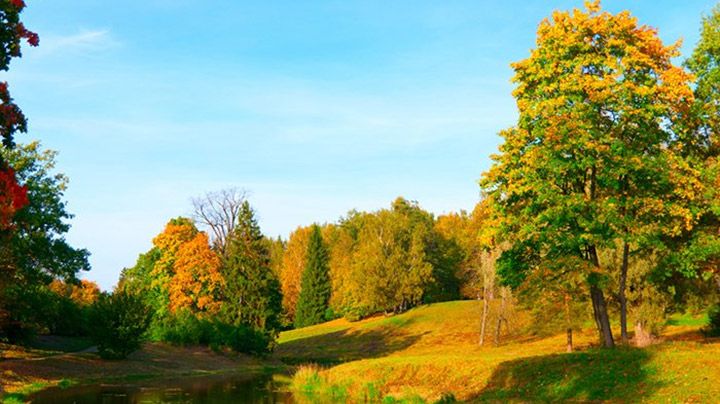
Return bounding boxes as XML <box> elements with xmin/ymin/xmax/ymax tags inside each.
<box><xmin>28</xmin><ymin>29</ymin><xmax>119</xmax><ymax>58</ymax></box>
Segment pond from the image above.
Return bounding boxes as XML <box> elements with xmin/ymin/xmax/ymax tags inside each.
<box><xmin>30</xmin><ymin>372</ymin><xmax>295</xmax><ymax>403</ymax></box>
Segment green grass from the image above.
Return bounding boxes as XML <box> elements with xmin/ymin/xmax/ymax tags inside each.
<box><xmin>278</xmin><ymin>300</ymin><xmax>720</xmax><ymax>402</ymax></box>
<box><xmin>665</xmin><ymin>312</ymin><xmax>709</xmax><ymax>327</ymax></box>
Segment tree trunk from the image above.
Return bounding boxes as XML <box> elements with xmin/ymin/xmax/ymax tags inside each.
<box><xmin>479</xmin><ymin>288</ymin><xmax>489</xmax><ymax>346</ymax></box>
<box><xmin>494</xmin><ymin>288</ymin><xmax>507</xmax><ymax>346</ymax></box>
<box><xmin>634</xmin><ymin>320</ymin><xmax>653</xmax><ymax>347</ymax></box>
<box><xmin>619</xmin><ymin>242</ymin><xmax>630</xmax><ymax>345</ymax></box>
<box><xmin>588</xmin><ymin>246</ymin><xmax>615</xmax><ymax>348</ymax></box>
<box><xmin>564</xmin><ymin>293</ymin><xmax>573</xmax><ymax>353</ymax></box>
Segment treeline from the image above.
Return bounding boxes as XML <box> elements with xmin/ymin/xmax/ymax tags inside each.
<box><xmin>115</xmin><ymin>194</ymin><xmax>494</xmax><ymax>354</ymax></box>
<box><xmin>281</xmin><ymin>197</ymin><xmax>480</xmax><ymax>324</ymax></box>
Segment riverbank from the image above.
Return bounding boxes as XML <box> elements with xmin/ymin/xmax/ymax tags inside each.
<box><xmin>0</xmin><ymin>341</ymin><xmax>284</xmax><ymax>403</ymax></box>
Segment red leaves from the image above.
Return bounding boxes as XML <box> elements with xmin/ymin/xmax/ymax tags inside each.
<box><xmin>9</xmin><ymin>0</ymin><xmax>25</xmax><ymax>9</ymax></box>
<box><xmin>16</xmin><ymin>23</ymin><xmax>38</xmax><ymax>47</ymax></box>
<box><xmin>0</xmin><ymin>165</ymin><xmax>28</xmax><ymax>230</ymax></box>
<box><xmin>0</xmin><ymin>81</ymin><xmax>28</xmax><ymax>147</ymax></box>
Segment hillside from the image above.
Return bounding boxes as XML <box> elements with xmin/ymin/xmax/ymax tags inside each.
<box><xmin>277</xmin><ymin>300</ymin><xmax>720</xmax><ymax>402</ymax></box>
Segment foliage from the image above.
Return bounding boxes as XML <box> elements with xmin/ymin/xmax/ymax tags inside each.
<box><xmin>168</xmin><ymin>231</ymin><xmax>223</xmax><ymax>315</ymax></box>
<box><xmin>480</xmin><ymin>0</ymin><xmax>702</xmax><ymax>347</ymax></box>
<box><xmin>331</xmin><ymin>199</ymin><xmax>445</xmax><ymax>319</ymax></box>
<box><xmin>1</xmin><ymin>142</ymin><xmax>90</xmax><ymax>283</ymax></box>
<box><xmin>0</xmin><ymin>165</ymin><xmax>25</xmax><ymax>230</ymax></box>
<box><xmin>0</xmin><ymin>0</ymin><xmax>38</xmax><ymax>150</ymax></box>
<box><xmin>220</xmin><ymin>201</ymin><xmax>282</xmax><ymax>342</ymax></box>
<box><xmin>280</xmin><ymin>225</ymin><xmax>312</xmax><ymax>321</ymax></box>
<box><xmin>152</xmin><ymin>310</ymin><xmax>272</xmax><ymax>355</ymax></box>
<box><xmin>706</xmin><ymin>303</ymin><xmax>720</xmax><ymax>337</ymax></box>
<box><xmin>49</xmin><ymin>279</ymin><xmax>100</xmax><ymax>307</ymax></box>
<box><xmin>295</xmin><ymin>224</ymin><xmax>332</xmax><ymax>328</ymax></box>
<box><xmin>685</xmin><ymin>3</ymin><xmax>720</xmax><ymax>152</ymax></box>
<box><xmin>0</xmin><ymin>143</ymin><xmax>85</xmax><ymax>345</ymax></box>
<box><xmin>87</xmin><ymin>291</ymin><xmax>152</xmax><ymax>360</ymax></box>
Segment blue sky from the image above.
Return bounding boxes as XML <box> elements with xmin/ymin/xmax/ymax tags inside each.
<box><xmin>5</xmin><ymin>0</ymin><xmax>717</xmax><ymax>290</ymax></box>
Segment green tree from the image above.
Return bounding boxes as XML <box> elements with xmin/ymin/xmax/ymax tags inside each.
<box><xmin>295</xmin><ymin>224</ymin><xmax>331</xmax><ymax>328</ymax></box>
<box><xmin>481</xmin><ymin>1</ymin><xmax>700</xmax><ymax>347</ymax></box>
<box><xmin>88</xmin><ymin>291</ymin><xmax>152</xmax><ymax>360</ymax></box>
<box><xmin>2</xmin><ymin>142</ymin><xmax>90</xmax><ymax>283</ymax></box>
<box><xmin>221</xmin><ymin>201</ymin><xmax>282</xmax><ymax>340</ymax></box>
<box><xmin>686</xmin><ymin>3</ymin><xmax>720</xmax><ymax>154</ymax></box>
<box><xmin>658</xmin><ymin>3</ymin><xmax>720</xmax><ymax>317</ymax></box>
<box><xmin>0</xmin><ymin>142</ymin><xmax>89</xmax><ymax>340</ymax></box>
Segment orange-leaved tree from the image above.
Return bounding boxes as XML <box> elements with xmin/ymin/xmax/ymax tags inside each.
<box><xmin>169</xmin><ymin>231</ymin><xmax>223</xmax><ymax>315</ymax></box>
<box><xmin>280</xmin><ymin>225</ymin><xmax>312</xmax><ymax>322</ymax></box>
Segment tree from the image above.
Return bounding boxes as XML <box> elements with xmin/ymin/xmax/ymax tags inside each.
<box><xmin>88</xmin><ymin>291</ymin><xmax>152</xmax><ymax>360</ymax></box>
<box><xmin>280</xmin><ymin>225</ymin><xmax>312</xmax><ymax>320</ymax></box>
<box><xmin>0</xmin><ymin>0</ymin><xmax>38</xmax><ymax>151</ymax></box>
<box><xmin>0</xmin><ymin>143</ymin><xmax>89</xmax><ymax>339</ymax></box>
<box><xmin>192</xmin><ymin>188</ymin><xmax>248</xmax><ymax>257</ymax></box>
<box><xmin>220</xmin><ymin>201</ymin><xmax>282</xmax><ymax>338</ymax></box>
<box><xmin>295</xmin><ymin>224</ymin><xmax>331</xmax><ymax>328</ymax></box>
<box><xmin>0</xmin><ymin>0</ymin><xmax>38</xmax><ymax>234</ymax></box>
<box><xmin>481</xmin><ymin>1</ymin><xmax>699</xmax><ymax>347</ymax></box>
<box><xmin>49</xmin><ymin>278</ymin><xmax>100</xmax><ymax>306</ymax></box>
<box><xmin>169</xmin><ymin>231</ymin><xmax>224</xmax><ymax>315</ymax></box>
<box><xmin>2</xmin><ymin>142</ymin><xmax>90</xmax><ymax>283</ymax></box>
<box><xmin>119</xmin><ymin>218</ymin><xmax>200</xmax><ymax>321</ymax></box>
<box><xmin>685</xmin><ymin>3</ymin><xmax>720</xmax><ymax>154</ymax></box>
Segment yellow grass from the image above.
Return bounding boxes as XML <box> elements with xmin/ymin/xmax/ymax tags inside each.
<box><xmin>278</xmin><ymin>300</ymin><xmax>720</xmax><ymax>402</ymax></box>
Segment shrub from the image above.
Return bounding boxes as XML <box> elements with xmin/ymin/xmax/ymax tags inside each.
<box><xmin>88</xmin><ymin>291</ymin><xmax>152</xmax><ymax>359</ymax></box>
<box><xmin>706</xmin><ymin>303</ymin><xmax>720</xmax><ymax>337</ymax></box>
<box><xmin>152</xmin><ymin>311</ymin><xmax>274</xmax><ymax>355</ymax></box>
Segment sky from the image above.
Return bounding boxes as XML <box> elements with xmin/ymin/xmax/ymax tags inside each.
<box><xmin>4</xmin><ymin>0</ymin><xmax>717</xmax><ymax>290</ymax></box>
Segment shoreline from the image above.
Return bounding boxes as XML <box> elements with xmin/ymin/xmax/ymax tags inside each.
<box><xmin>0</xmin><ymin>342</ymin><xmax>287</xmax><ymax>403</ymax></box>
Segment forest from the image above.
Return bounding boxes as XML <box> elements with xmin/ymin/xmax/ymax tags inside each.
<box><xmin>2</xmin><ymin>0</ymin><xmax>720</xmax><ymax>402</ymax></box>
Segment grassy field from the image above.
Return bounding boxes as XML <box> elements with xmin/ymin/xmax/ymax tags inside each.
<box><xmin>277</xmin><ymin>300</ymin><xmax>720</xmax><ymax>403</ymax></box>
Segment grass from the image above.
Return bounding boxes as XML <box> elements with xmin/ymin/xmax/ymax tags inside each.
<box><xmin>277</xmin><ymin>300</ymin><xmax>720</xmax><ymax>402</ymax></box>
<box><xmin>666</xmin><ymin>312</ymin><xmax>709</xmax><ymax>327</ymax></box>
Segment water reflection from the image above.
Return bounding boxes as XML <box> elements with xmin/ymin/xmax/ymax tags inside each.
<box><xmin>30</xmin><ymin>372</ymin><xmax>294</xmax><ymax>403</ymax></box>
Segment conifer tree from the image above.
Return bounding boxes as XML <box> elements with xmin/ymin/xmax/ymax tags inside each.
<box><xmin>294</xmin><ymin>224</ymin><xmax>331</xmax><ymax>328</ymax></box>
<box><xmin>221</xmin><ymin>201</ymin><xmax>282</xmax><ymax>336</ymax></box>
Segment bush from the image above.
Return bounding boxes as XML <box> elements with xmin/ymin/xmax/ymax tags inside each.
<box><xmin>706</xmin><ymin>304</ymin><xmax>720</xmax><ymax>337</ymax></box>
<box><xmin>152</xmin><ymin>311</ymin><xmax>274</xmax><ymax>355</ymax></box>
<box><xmin>88</xmin><ymin>291</ymin><xmax>152</xmax><ymax>359</ymax></box>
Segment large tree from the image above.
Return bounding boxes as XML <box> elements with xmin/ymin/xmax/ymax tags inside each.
<box><xmin>221</xmin><ymin>201</ymin><xmax>282</xmax><ymax>336</ymax></box>
<box><xmin>1</xmin><ymin>143</ymin><xmax>89</xmax><ymax>338</ymax></box>
<box><xmin>481</xmin><ymin>1</ymin><xmax>700</xmax><ymax>347</ymax></box>
<box><xmin>0</xmin><ymin>0</ymin><xmax>39</xmax><ymax>328</ymax></box>
<box><xmin>3</xmin><ymin>142</ymin><xmax>90</xmax><ymax>283</ymax></box>
<box><xmin>294</xmin><ymin>224</ymin><xmax>331</xmax><ymax>328</ymax></box>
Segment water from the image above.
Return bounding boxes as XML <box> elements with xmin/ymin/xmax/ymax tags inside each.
<box><xmin>30</xmin><ymin>372</ymin><xmax>295</xmax><ymax>404</ymax></box>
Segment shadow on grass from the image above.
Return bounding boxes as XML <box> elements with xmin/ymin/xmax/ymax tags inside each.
<box><xmin>473</xmin><ymin>348</ymin><xmax>663</xmax><ymax>402</ymax></box>
<box><xmin>276</xmin><ymin>320</ymin><xmax>425</xmax><ymax>365</ymax></box>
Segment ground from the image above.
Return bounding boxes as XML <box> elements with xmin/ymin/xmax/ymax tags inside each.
<box><xmin>1</xmin><ymin>301</ymin><xmax>717</xmax><ymax>403</ymax></box>
<box><xmin>278</xmin><ymin>300</ymin><xmax>720</xmax><ymax>402</ymax></box>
